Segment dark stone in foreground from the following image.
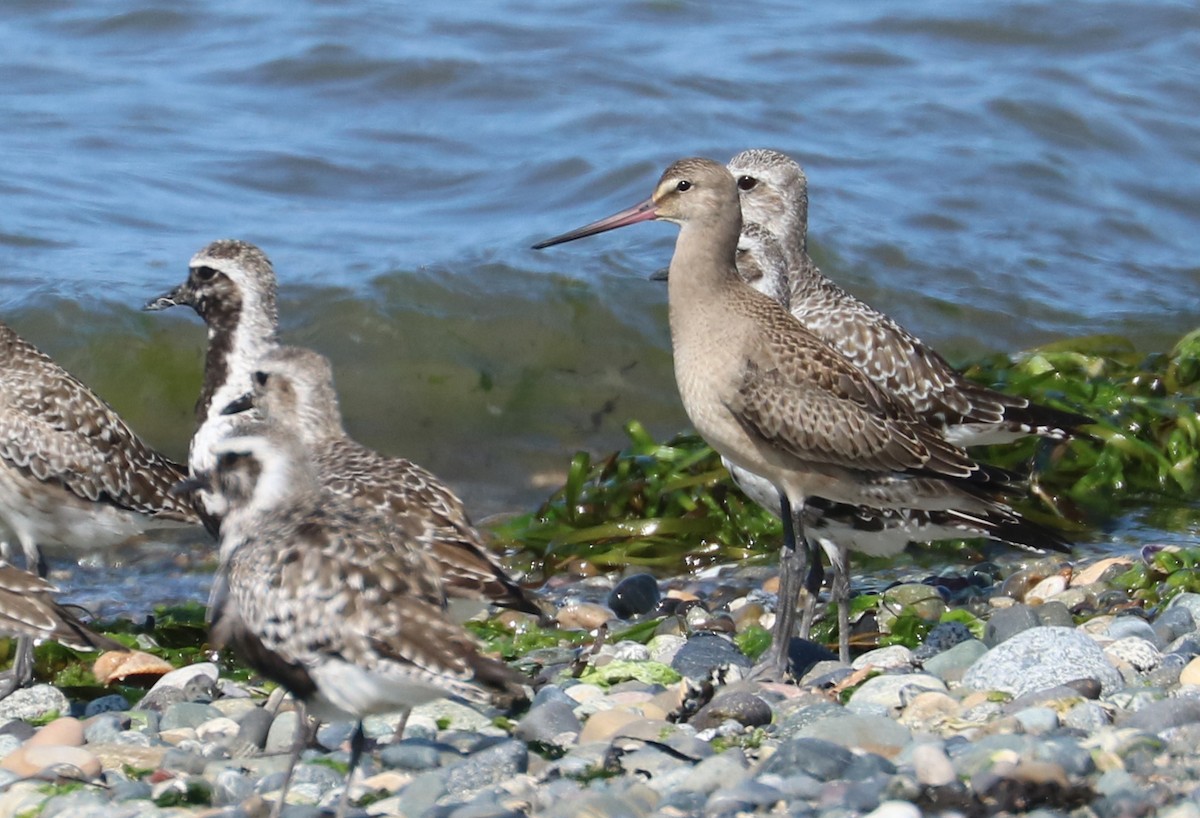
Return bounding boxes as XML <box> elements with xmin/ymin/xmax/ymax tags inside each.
<box><xmin>690</xmin><ymin>690</ymin><xmax>773</xmax><ymax>731</ymax></box>
<box><xmin>608</xmin><ymin>573</ymin><xmax>661</xmax><ymax>619</ymax></box>
<box><xmin>755</xmin><ymin>737</ymin><xmax>854</xmax><ymax>781</ymax></box>
<box><xmin>671</xmin><ymin>633</ymin><xmax>751</xmax><ymax>679</ymax></box>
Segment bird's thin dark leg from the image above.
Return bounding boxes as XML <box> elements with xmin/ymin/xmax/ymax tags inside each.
<box><xmin>830</xmin><ymin>543</ymin><xmax>851</xmax><ymax>663</ymax></box>
<box><xmin>755</xmin><ymin>494</ymin><xmax>807</xmax><ymax>681</ymax></box>
<box><xmin>335</xmin><ymin>720</ymin><xmax>367</xmax><ymax>818</ymax></box>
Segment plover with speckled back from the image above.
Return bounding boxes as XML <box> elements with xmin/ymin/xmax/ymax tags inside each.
<box><xmin>0</xmin><ymin>321</ymin><xmax>198</xmax><ymax>693</ymax></box>
<box><xmin>194</xmin><ymin>428</ymin><xmax>526</xmax><ymax>818</ymax></box>
<box><xmin>144</xmin><ymin>239</ymin><xmax>280</xmax><ymax>530</ymax></box>
<box><xmin>0</xmin><ymin>560</ymin><xmax>125</xmax><ymax>656</ymax></box>
<box><xmin>222</xmin><ymin>345</ymin><xmax>542</xmax><ymax>618</ymax></box>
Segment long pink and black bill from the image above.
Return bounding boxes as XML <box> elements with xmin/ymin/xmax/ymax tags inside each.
<box><xmin>531</xmin><ymin>198</ymin><xmax>658</xmax><ymax>249</ymax></box>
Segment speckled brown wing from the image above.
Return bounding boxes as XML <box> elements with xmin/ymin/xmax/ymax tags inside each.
<box><xmin>0</xmin><ymin>561</ymin><xmax>125</xmax><ymax>651</ymax></box>
<box><xmin>315</xmin><ymin>439</ymin><xmax>541</xmax><ymax>615</ymax></box>
<box><xmin>789</xmin><ymin>272</ymin><xmax>1092</xmax><ymax>438</ymax></box>
<box><xmin>728</xmin><ymin>313</ymin><xmax>992</xmax><ymax>482</ymax></box>
<box><xmin>0</xmin><ymin>324</ymin><xmax>198</xmax><ymax>523</ymax></box>
<box><xmin>223</xmin><ymin>504</ymin><xmax>516</xmax><ymax>703</ymax></box>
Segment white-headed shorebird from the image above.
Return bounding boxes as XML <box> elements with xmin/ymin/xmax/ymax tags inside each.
<box><xmin>192</xmin><ymin>428</ymin><xmax>526</xmax><ymax>818</ymax></box>
<box><xmin>533</xmin><ymin>157</ymin><xmax>1066</xmax><ymax>676</ymax></box>
<box><xmin>144</xmin><ymin>239</ymin><xmax>280</xmax><ymax>530</ymax></box>
<box><xmin>221</xmin><ymin>345</ymin><xmax>542</xmax><ymax>617</ymax></box>
<box><xmin>0</xmin><ymin>321</ymin><xmax>198</xmax><ymax>693</ymax></box>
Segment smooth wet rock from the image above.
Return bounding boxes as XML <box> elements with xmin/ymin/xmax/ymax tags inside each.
<box><xmin>756</xmin><ymin>737</ymin><xmax>854</xmax><ymax>781</ymax></box>
<box><xmin>913</xmin><ymin>620</ymin><xmax>974</xmax><ymax>660</ymax></box>
<box><xmin>1105</xmin><ymin>636</ymin><xmax>1161</xmax><ymax>672</ymax></box>
<box><xmin>557</xmin><ymin>601</ymin><xmax>616</xmax><ymax>631</ymax></box>
<box><xmin>797</xmin><ymin>713</ymin><xmax>911</xmax><ymax>758</ymax></box>
<box><xmin>847</xmin><ymin>673</ymin><xmax>947</xmax><ymax>716</ymax></box>
<box><xmin>983</xmin><ymin>604</ymin><xmax>1040</xmax><ymax>646</ymax></box>
<box><xmin>1</xmin><ymin>744</ymin><xmax>101</xmax><ymax>779</ymax></box>
<box><xmin>963</xmin><ymin>626</ymin><xmax>1123</xmax><ymax>697</ymax></box>
<box><xmin>83</xmin><ymin>694</ymin><xmax>130</xmax><ymax>718</ymax></box>
<box><xmin>608</xmin><ymin>574</ymin><xmax>661</xmax><ymax>619</ymax></box>
<box><xmin>670</xmin><ymin>633</ymin><xmax>751</xmax><ymax>679</ymax></box>
<box><xmin>921</xmin><ymin>638</ymin><xmax>987</xmax><ymax>682</ymax></box>
<box><xmin>1118</xmin><ymin>697</ymin><xmax>1200</xmax><ymax>732</ymax></box>
<box><xmin>29</xmin><ymin>717</ymin><xmax>84</xmax><ymax>747</ymax></box>
<box><xmin>911</xmin><ymin>742</ymin><xmax>955</xmax><ymax>787</ymax></box>
<box><xmin>160</xmin><ymin>701</ymin><xmax>223</xmax><ymax>731</ymax></box>
<box><xmin>705</xmin><ymin>779</ymin><xmax>786</xmax><ymax>814</ymax></box>
<box><xmin>690</xmin><ymin>690</ymin><xmax>772</xmax><ymax>731</ymax></box>
<box><xmin>852</xmin><ymin>645</ymin><xmax>914</xmax><ymax>671</ymax></box>
<box><xmin>515</xmin><ymin>699</ymin><xmax>581</xmax><ymax>746</ymax></box>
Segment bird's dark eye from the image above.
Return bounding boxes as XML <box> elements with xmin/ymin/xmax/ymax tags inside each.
<box><xmin>737</xmin><ymin>176</ymin><xmax>758</xmax><ymax>191</ymax></box>
<box><xmin>254</xmin><ymin>371</ymin><xmax>269</xmax><ymax>386</ymax></box>
<box><xmin>195</xmin><ymin>265</ymin><xmax>218</xmax><ymax>281</ymax></box>
<box><xmin>676</xmin><ymin>180</ymin><xmax>692</xmax><ymax>192</ymax></box>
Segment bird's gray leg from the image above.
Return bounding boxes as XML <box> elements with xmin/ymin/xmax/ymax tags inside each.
<box><xmin>754</xmin><ymin>494</ymin><xmax>807</xmax><ymax>681</ymax></box>
<box><xmin>268</xmin><ymin>701</ymin><xmax>309</xmax><ymax>818</ymax></box>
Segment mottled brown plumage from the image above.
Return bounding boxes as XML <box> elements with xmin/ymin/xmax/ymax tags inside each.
<box><xmin>228</xmin><ymin>346</ymin><xmax>540</xmax><ymax>615</ymax></box>
<box><xmin>728</xmin><ymin>148</ymin><xmax>1093</xmax><ymax>445</ymax></box>
<box><xmin>533</xmin><ymin>157</ymin><xmax>1049</xmax><ymax>676</ymax></box>
<box><xmin>202</xmin><ymin>429</ymin><xmax>525</xmax><ymax>817</ymax></box>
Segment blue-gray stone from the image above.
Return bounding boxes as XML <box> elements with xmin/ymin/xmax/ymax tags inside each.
<box><xmin>690</xmin><ymin>691</ymin><xmax>772</xmax><ymax>731</ymax></box>
<box><xmin>962</xmin><ymin>626</ymin><xmax>1122</xmax><ymax>697</ymax></box>
<box><xmin>234</xmin><ymin>706</ymin><xmax>273</xmax><ymax>751</ymax></box>
<box><xmin>1106</xmin><ymin>616</ymin><xmax>1162</xmax><ymax>648</ymax></box>
<box><xmin>608</xmin><ymin>573</ymin><xmax>661</xmax><ymax>619</ymax></box>
<box><xmin>110</xmin><ymin>779</ymin><xmax>153</xmax><ymax>803</ymax></box>
<box><xmin>160</xmin><ymin>701</ymin><xmax>223</xmax><ymax>731</ymax></box>
<box><xmin>212</xmin><ymin>767</ymin><xmax>256</xmax><ymax>806</ymax></box>
<box><xmin>1034</xmin><ymin>601</ymin><xmax>1075</xmax><ymax>629</ymax></box>
<box><xmin>913</xmin><ymin>621</ymin><xmax>974</xmax><ymax>660</ymax></box>
<box><xmin>1117</xmin><ymin>697</ymin><xmax>1200</xmax><ymax>732</ymax></box>
<box><xmin>84</xmin><ymin>694</ymin><xmax>130</xmax><ymax>717</ymax></box>
<box><xmin>83</xmin><ymin>712</ymin><xmax>127</xmax><ymax>744</ymax></box>
<box><xmin>755</xmin><ymin>737</ymin><xmax>854</xmax><ymax>781</ymax></box>
<box><xmin>705</xmin><ymin>780</ymin><xmax>785</xmax><ymax>815</ymax></box>
<box><xmin>381</xmin><ymin>738</ymin><xmax>451</xmax><ymax>771</ymax></box>
<box><xmin>444</xmin><ymin>739</ymin><xmax>527</xmax><ymax>796</ymax></box>
<box><xmin>921</xmin><ymin>639</ymin><xmax>987</xmax><ymax>681</ymax></box>
<box><xmin>514</xmin><ymin>700</ymin><xmax>581</xmax><ymax>745</ymax></box>
<box><xmin>670</xmin><ymin>633</ymin><xmax>751</xmax><ymax>679</ymax></box>
<box><xmin>1154</xmin><ymin>605</ymin><xmax>1194</xmax><ymax>644</ymax></box>
<box><xmin>983</xmin><ymin>604</ymin><xmax>1040</xmax><ymax>647</ymax></box>
<box><xmin>1032</xmin><ymin>736</ymin><xmax>1095</xmax><ymax>778</ymax></box>
<box><xmin>162</xmin><ymin>748</ymin><xmax>209</xmax><ymax>775</ymax></box>
<box><xmin>530</xmin><ymin>685</ymin><xmax>575</xmax><ymax>709</ymax></box>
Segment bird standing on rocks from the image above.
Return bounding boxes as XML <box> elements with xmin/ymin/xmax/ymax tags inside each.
<box><xmin>222</xmin><ymin>345</ymin><xmax>543</xmax><ymax>618</ymax></box>
<box><xmin>0</xmin><ymin>321</ymin><xmax>197</xmax><ymax>694</ymax></box>
<box><xmin>718</xmin><ymin>148</ymin><xmax>1085</xmax><ymax>659</ymax></box>
<box><xmin>533</xmin><ymin>157</ymin><xmax>1060</xmax><ymax>677</ymax></box>
<box><xmin>191</xmin><ymin>428</ymin><xmax>526</xmax><ymax>817</ymax></box>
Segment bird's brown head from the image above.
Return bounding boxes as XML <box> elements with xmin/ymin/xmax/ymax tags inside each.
<box><xmin>532</xmin><ymin>157</ymin><xmax>739</xmax><ymax>249</ymax></box>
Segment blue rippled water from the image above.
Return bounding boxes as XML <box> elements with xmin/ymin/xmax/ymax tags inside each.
<box><xmin>1</xmin><ymin>0</ymin><xmax>1199</xmax><ymax>610</ymax></box>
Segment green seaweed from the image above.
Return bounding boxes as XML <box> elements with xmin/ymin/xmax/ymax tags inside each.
<box><xmin>574</xmin><ymin>659</ymin><xmax>681</xmax><ymax>687</ymax></box>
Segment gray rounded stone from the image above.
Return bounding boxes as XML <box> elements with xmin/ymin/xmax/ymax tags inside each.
<box><xmin>962</xmin><ymin>626</ymin><xmax>1123</xmax><ymax>697</ymax></box>
<box><xmin>444</xmin><ymin>739</ymin><xmax>528</xmax><ymax>796</ymax></box>
<box><xmin>514</xmin><ymin>699</ymin><xmax>582</xmax><ymax>746</ymax></box>
<box><xmin>1117</xmin><ymin>697</ymin><xmax>1200</xmax><ymax>732</ymax></box>
<box><xmin>796</xmin><ymin>713</ymin><xmax>911</xmax><ymax>756</ymax></box>
<box><xmin>983</xmin><ymin>604</ymin><xmax>1040</xmax><ymax>647</ymax></box>
<box><xmin>921</xmin><ymin>639</ymin><xmax>987</xmax><ymax>681</ymax></box>
<box><xmin>381</xmin><ymin>738</ymin><xmax>451</xmax><ymax>771</ymax></box>
<box><xmin>690</xmin><ymin>691</ymin><xmax>772</xmax><ymax>731</ymax></box>
<box><xmin>160</xmin><ymin>701</ymin><xmax>223</xmax><ymax>731</ymax></box>
<box><xmin>0</xmin><ymin>684</ymin><xmax>69</xmax><ymax>721</ymax></box>
<box><xmin>671</xmin><ymin>633</ymin><xmax>751</xmax><ymax>679</ymax></box>
<box><xmin>83</xmin><ymin>694</ymin><xmax>130</xmax><ymax>717</ymax></box>
<box><xmin>755</xmin><ymin>737</ymin><xmax>854</xmax><ymax>781</ymax></box>
<box><xmin>846</xmin><ymin>673</ymin><xmax>947</xmax><ymax>715</ymax></box>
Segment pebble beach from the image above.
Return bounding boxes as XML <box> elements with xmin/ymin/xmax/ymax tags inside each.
<box><xmin>3</xmin><ymin>549</ymin><xmax>1200</xmax><ymax>818</ymax></box>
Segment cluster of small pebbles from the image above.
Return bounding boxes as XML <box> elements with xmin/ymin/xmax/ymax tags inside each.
<box><xmin>5</xmin><ymin>552</ymin><xmax>1200</xmax><ymax>817</ymax></box>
